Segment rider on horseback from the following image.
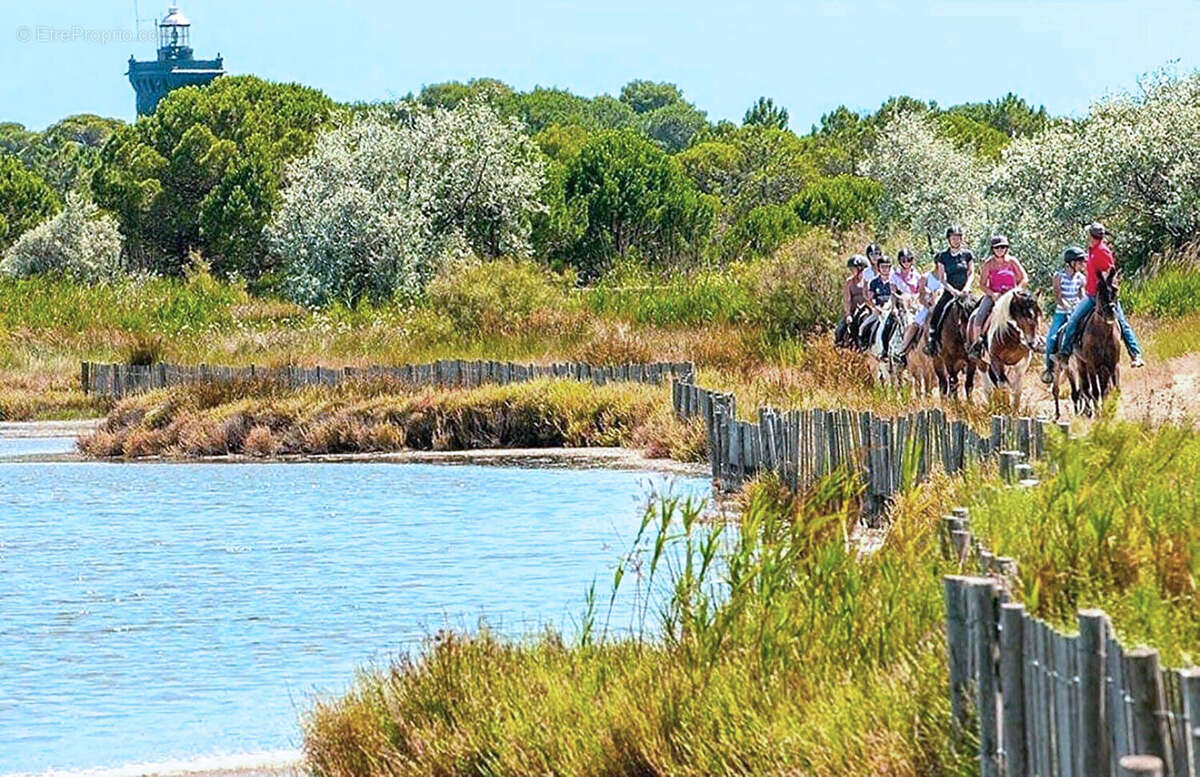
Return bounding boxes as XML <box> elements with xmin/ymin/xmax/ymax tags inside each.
<box><xmin>891</xmin><ymin>248</ymin><xmax>923</xmax><ymax>355</ymax></box>
<box><xmin>836</xmin><ymin>254</ymin><xmax>870</xmax><ymax>347</ymax></box>
<box><xmin>923</xmin><ymin>225</ymin><xmax>976</xmax><ymax>356</ymax></box>
<box><xmin>1039</xmin><ymin>247</ymin><xmax>1087</xmax><ymax>384</ymax></box>
<box><xmin>968</xmin><ymin>235</ymin><xmax>1029</xmax><ymax>359</ymax></box>
<box><xmin>1048</xmin><ymin>222</ymin><xmax>1145</xmax><ymax>374</ymax></box>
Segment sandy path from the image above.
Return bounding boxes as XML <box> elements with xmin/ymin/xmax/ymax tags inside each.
<box><xmin>1022</xmin><ymin>352</ymin><xmax>1200</xmax><ymax>425</ymax></box>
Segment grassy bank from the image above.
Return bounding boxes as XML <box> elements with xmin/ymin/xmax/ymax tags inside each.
<box><xmin>80</xmin><ymin>377</ymin><xmax>707</xmax><ymax>461</ymax></box>
<box><xmin>302</xmin><ymin>474</ymin><xmax>975</xmax><ymax>777</ymax></box>
<box><xmin>965</xmin><ymin>419</ymin><xmax>1200</xmax><ymax>663</ymax></box>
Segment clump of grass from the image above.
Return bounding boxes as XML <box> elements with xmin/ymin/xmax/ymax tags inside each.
<box><xmin>79</xmin><ymin>377</ymin><xmax>693</xmax><ymax>459</ymax></box>
<box><xmin>301</xmin><ymin>472</ymin><xmax>973</xmax><ymax>776</ymax></box>
<box><xmin>966</xmin><ymin>419</ymin><xmax>1200</xmax><ymax>664</ymax></box>
<box><xmin>1124</xmin><ymin>266</ymin><xmax>1200</xmax><ymax>318</ymax></box>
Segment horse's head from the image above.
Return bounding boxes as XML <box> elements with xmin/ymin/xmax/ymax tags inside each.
<box><xmin>1095</xmin><ymin>268</ymin><xmax>1120</xmax><ymax>322</ymax></box>
<box><xmin>1009</xmin><ymin>289</ymin><xmax>1041</xmax><ymax>346</ymax></box>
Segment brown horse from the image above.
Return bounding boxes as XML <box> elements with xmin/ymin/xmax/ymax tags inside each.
<box><xmin>932</xmin><ymin>294</ymin><xmax>977</xmax><ymax>398</ymax></box>
<box><xmin>977</xmin><ymin>289</ymin><xmax>1041</xmax><ymax>399</ymax></box>
<box><xmin>1060</xmin><ymin>268</ymin><xmax>1121</xmax><ymax>418</ymax></box>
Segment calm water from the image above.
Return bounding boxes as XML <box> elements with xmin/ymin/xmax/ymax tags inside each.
<box><xmin>0</xmin><ymin>457</ymin><xmax>709</xmax><ymax>774</ymax></box>
<box><xmin>0</xmin><ymin>436</ymin><xmax>77</xmax><ymax>459</ymax></box>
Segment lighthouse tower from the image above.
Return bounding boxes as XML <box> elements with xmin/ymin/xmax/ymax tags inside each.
<box><xmin>127</xmin><ymin>5</ymin><xmax>225</xmax><ymax>116</ymax></box>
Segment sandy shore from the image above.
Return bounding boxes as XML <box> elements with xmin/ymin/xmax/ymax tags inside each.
<box><xmin>0</xmin><ymin>418</ymin><xmax>102</xmax><ymax>438</ymax></box>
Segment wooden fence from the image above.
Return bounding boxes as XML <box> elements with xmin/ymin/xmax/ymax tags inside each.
<box><xmin>671</xmin><ymin>377</ymin><xmax>1065</xmax><ymax>505</ymax></box>
<box><xmin>80</xmin><ymin>360</ymin><xmax>696</xmax><ymax>399</ymax></box>
<box><xmin>942</xmin><ymin>510</ymin><xmax>1200</xmax><ymax>777</ymax></box>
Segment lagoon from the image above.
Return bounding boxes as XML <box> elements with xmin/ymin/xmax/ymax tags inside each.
<box><xmin>0</xmin><ymin>456</ymin><xmax>708</xmax><ymax>774</ymax></box>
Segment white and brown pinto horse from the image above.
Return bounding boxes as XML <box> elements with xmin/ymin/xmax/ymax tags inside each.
<box><xmin>976</xmin><ymin>289</ymin><xmax>1041</xmax><ymax>399</ymax></box>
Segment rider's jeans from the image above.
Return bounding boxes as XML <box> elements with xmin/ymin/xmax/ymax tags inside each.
<box><xmin>1057</xmin><ymin>295</ymin><xmax>1142</xmax><ymax>359</ymax></box>
<box><xmin>1045</xmin><ymin>312</ymin><xmax>1067</xmax><ymax>369</ymax></box>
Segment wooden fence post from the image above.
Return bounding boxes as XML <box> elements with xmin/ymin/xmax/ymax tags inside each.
<box><xmin>1079</xmin><ymin>609</ymin><xmax>1112</xmax><ymax>777</ymax></box>
<box><xmin>1000</xmin><ymin>602</ymin><xmax>1028</xmax><ymax>777</ymax></box>
<box><xmin>968</xmin><ymin>577</ymin><xmax>1001</xmax><ymax>777</ymax></box>
<box><xmin>1126</xmin><ymin>648</ymin><xmax>1172</xmax><ymax>772</ymax></box>
<box><xmin>944</xmin><ymin>575</ymin><xmax>971</xmax><ymax>739</ymax></box>
<box><xmin>1181</xmin><ymin>668</ymin><xmax>1200</xmax><ymax>777</ymax></box>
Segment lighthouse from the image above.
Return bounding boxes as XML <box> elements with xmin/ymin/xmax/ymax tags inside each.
<box><xmin>127</xmin><ymin>5</ymin><xmax>225</xmax><ymax>116</ymax></box>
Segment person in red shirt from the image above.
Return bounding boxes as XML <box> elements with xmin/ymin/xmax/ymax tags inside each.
<box><xmin>1053</xmin><ymin>222</ymin><xmax>1145</xmax><ymax>367</ymax></box>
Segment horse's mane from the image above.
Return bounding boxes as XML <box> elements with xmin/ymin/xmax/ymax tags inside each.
<box><xmin>989</xmin><ymin>289</ymin><xmax>1017</xmax><ymax>340</ymax></box>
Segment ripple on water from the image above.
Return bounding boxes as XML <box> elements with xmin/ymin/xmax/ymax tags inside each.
<box><xmin>0</xmin><ymin>459</ymin><xmax>709</xmax><ymax>773</ymax></box>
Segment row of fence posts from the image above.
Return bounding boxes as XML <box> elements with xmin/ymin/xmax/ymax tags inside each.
<box><xmin>670</xmin><ymin>378</ymin><xmax>1065</xmax><ymax>508</ymax></box>
<box><xmin>941</xmin><ymin>510</ymin><xmax>1200</xmax><ymax>777</ymax></box>
<box><xmin>80</xmin><ymin>360</ymin><xmax>697</xmax><ymax>399</ymax></box>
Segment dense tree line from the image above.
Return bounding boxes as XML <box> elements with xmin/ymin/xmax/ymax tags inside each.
<box><xmin>7</xmin><ymin>68</ymin><xmax>1193</xmax><ymax>307</ymax></box>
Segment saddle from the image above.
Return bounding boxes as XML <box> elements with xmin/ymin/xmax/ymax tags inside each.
<box><xmin>1053</xmin><ymin>307</ymin><xmax>1094</xmax><ymax>353</ymax></box>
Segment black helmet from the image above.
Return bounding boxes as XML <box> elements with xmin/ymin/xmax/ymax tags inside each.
<box><xmin>1062</xmin><ymin>246</ymin><xmax>1086</xmax><ymax>263</ymax></box>
<box><xmin>1087</xmin><ymin>222</ymin><xmax>1106</xmax><ymax>238</ymax></box>
<box><xmin>865</xmin><ymin>242</ymin><xmax>883</xmax><ymax>258</ymax></box>
<box><xmin>990</xmin><ymin>235</ymin><xmax>1010</xmax><ymax>250</ymax></box>
<box><xmin>847</xmin><ymin>254</ymin><xmax>869</xmax><ymax>269</ymax></box>
<box><xmin>897</xmin><ymin>247</ymin><xmax>915</xmax><ymax>262</ymax></box>
<box><xmin>946</xmin><ymin>225</ymin><xmax>964</xmax><ymax>238</ymax></box>
<box><xmin>877</xmin><ymin>255</ymin><xmax>893</xmax><ymax>266</ymax></box>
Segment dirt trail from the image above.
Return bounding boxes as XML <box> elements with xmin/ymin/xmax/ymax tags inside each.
<box><xmin>1022</xmin><ymin>352</ymin><xmax>1200</xmax><ymax>425</ymax></box>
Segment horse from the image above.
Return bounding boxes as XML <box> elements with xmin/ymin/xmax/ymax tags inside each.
<box><xmin>863</xmin><ymin>300</ymin><xmax>911</xmax><ymax>384</ymax></box>
<box><xmin>834</xmin><ymin>304</ymin><xmax>872</xmax><ymax>350</ymax></box>
<box><xmin>904</xmin><ymin>319</ymin><xmax>938</xmax><ymax>395</ymax></box>
<box><xmin>976</xmin><ymin>289</ymin><xmax>1041</xmax><ymax>399</ymax></box>
<box><xmin>931</xmin><ymin>293</ymin><xmax>978</xmax><ymax>399</ymax></box>
<box><xmin>1059</xmin><ymin>268</ymin><xmax>1121</xmax><ymax>418</ymax></box>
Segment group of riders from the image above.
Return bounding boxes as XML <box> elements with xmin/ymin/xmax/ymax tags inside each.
<box><xmin>834</xmin><ymin>222</ymin><xmax>1144</xmax><ymax>414</ymax></box>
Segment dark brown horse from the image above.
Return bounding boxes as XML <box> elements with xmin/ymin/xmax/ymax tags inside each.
<box><xmin>932</xmin><ymin>294</ymin><xmax>977</xmax><ymax>398</ymax></box>
<box><xmin>977</xmin><ymin>289</ymin><xmax>1041</xmax><ymax>398</ymax></box>
<box><xmin>1061</xmin><ymin>268</ymin><xmax>1121</xmax><ymax>418</ymax></box>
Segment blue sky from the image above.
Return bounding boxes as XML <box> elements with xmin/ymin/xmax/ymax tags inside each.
<box><xmin>2</xmin><ymin>0</ymin><xmax>1196</xmax><ymax>131</ymax></box>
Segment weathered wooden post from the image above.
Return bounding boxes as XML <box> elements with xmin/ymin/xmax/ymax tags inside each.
<box><xmin>1126</xmin><ymin>648</ymin><xmax>1171</xmax><ymax>772</ymax></box>
<box><xmin>1000</xmin><ymin>602</ymin><xmax>1028</xmax><ymax>777</ymax></box>
<box><xmin>944</xmin><ymin>575</ymin><xmax>971</xmax><ymax>739</ymax></box>
<box><xmin>1180</xmin><ymin>667</ymin><xmax>1200</xmax><ymax>777</ymax></box>
<box><xmin>1120</xmin><ymin>755</ymin><xmax>1165</xmax><ymax>777</ymax></box>
<box><xmin>968</xmin><ymin>577</ymin><xmax>1000</xmax><ymax>777</ymax></box>
<box><xmin>1079</xmin><ymin>609</ymin><xmax>1111</xmax><ymax>777</ymax></box>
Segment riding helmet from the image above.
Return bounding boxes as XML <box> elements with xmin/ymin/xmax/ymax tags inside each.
<box><xmin>1062</xmin><ymin>246</ymin><xmax>1086</xmax><ymax>263</ymax></box>
<box><xmin>847</xmin><ymin>254</ymin><xmax>869</xmax><ymax>269</ymax></box>
<box><xmin>897</xmin><ymin>247</ymin><xmax>914</xmax><ymax>262</ymax></box>
<box><xmin>946</xmin><ymin>224</ymin><xmax>964</xmax><ymax>238</ymax></box>
<box><xmin>989</xmin><ymin>235</ymin><xmax>1010</xmax><ymax>249</ymax></box>
<box><xmin>1087</xmin><ymin>222</ymin><xmax>1106</xmax><ymax>238</ymax></box>
<box><xmin>865</xmin><ymin>242</ymin><xmax>883</xmax><ymax>257</ymax></box>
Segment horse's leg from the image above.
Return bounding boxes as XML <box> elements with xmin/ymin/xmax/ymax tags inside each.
<box><xmin>965</xmin><ymin>362</ymin><xmax>976</xmax><ymax>399</ymax></box>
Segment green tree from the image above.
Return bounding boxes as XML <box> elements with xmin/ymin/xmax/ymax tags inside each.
<box><xmin>948</xmin><ymin>92</ymin><xmax>1049</xmax><ymax>138</ymax></box>
<box><xmin>723</xmin><ymin>202</ymin><xmax>804</xmax><ymax>259</ymax></box>
<box><xmin>676</xmin><ymin>141</ymin><xmax>745</xmax><ymax>197</ymax></box>
<box><xmin>563</xmin><ymin>130</ymin><xmax>714</xmax><ymax>278</ymax></box>
<box><xmin>0</xmin><ymin>154</ymin><xmax>60</xmax><ymax>251</ymax></box>
<box><xmin>743</xmin><ymin>97</ymin><xmax>789</xmax><ymax>130</ymax></box>
<box><xmin>790</xmin><ymin>175</ymin><xmax>884</xmax><ymax>231</ymax></box>
<box><xmin>92</xmin><ymin>76</ymin><xmax>336</xmax><ymax>276</ymax></box>
<box><xmin>935</xmin><ymin>112</ymin><xmax>1010</xmax><ymax>160</ymax></box>
<box><xmin>619</xmin><ymin>80</ymin><xmax>685</xmax><ymax>114</ymax></box>
<box><xmin>640</xmin><ymin>101</ymin><xmax>709</xmax><ymax>153</ymax></box>
<box><xmin>0</xmin><ymin>115</ymin><xmax>124</xmax><ymax>196</ymax></box>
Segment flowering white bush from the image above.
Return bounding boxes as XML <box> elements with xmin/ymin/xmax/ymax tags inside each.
<box><xmin>989</xmin><ymin>69</ymin><xmax>1200</xmax><ymax>276</ymax></box>
<box><xmin>267</xmin><ymin>99</ymin><xmax>546</xmax><ymax>306</ymax></box>
<box><xmin>863</xmin><ymin>112</ymin><xmax>989</xmax><ymax>255</ymax></box>
<box><xmin>0</xmin><ymin>194</ymin><xmax>122</xmax><ymax>280</ymax></box>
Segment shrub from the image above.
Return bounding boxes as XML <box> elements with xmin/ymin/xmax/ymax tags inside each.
<box><xmin>1</xmin><ymin>194</ymin><xmax>122</xmax><ymax>281</ymax></box>
<box><xmin>267</xmin><ymin>100</ymin><xmax>546</xmax><ymax>306</ymax></box>
<box><xmin>790</xmin><ymin>175</ymin><xmax>884</xmax><ymax>232</ymax></box>
<box><xmin>746</xmin><ymin>229</ymin><xmax>844</xmax><ymax>342</ymax></box>
<box><xmin>0</xmin><ymin>153</ymin><xmax>60</xmax><ymax>252</ymax></box>
<box><xmin>424</xmin><ymin>258</ymin><xmax>569</xmax><ymax>336</ymax></box>
<box><xmin>1123</xmin><ymin>267</ymin><xmax>1200</xmax><ymax>318</ymax></box>
<box><xmin>722</xmin><ymin>202</ymin><xmax>806</xmax><ymax>260</ymax></box>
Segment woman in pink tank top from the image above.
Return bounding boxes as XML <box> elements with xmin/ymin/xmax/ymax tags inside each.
<box><xmin>970</xmin><ymin>235</ymin><xmax>1029</xmax><ymax>352</ymax></box>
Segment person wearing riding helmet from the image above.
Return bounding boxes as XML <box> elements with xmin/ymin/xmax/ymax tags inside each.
<box><xmin>1052</xmin><ymin>222</ymin><xmax>1145</xmax><ymax>368</ymax></box>
<box><xmin>891</xmin><ymin>248</ymin><xmax>922</xmax><ymax>354</ymax></box>
<box><xmin>924</xmin><ymin>225</ymin><xmax>976</xmax><ymax>355</ymax></box>
<box><xmin>836</xmin><ymin>254</ymin><xmax>870</xmax><ymax>346</ymax></box>
<box><xmin>868</xmin><ymin>255</ymin><xmax>894</xmax><ymax>311</ymax></box>
<box><xmin>1039</xmin><ymin>246</ymin><xmax>1087</xmax><ymax>384</ymax></box>
<box><xmin>968</xmin><ymin>235</ymin><xmax>1029</xmax><ymax>357</ymax></box>
<box><xmin>863</xmin><ymin>243</ymin><xmax>884</xmax><ymax>284</ymax></box>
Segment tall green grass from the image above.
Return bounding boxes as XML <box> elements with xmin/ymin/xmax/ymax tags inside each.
<box><xmin>966</xmin><ymin>420</ymin><xmax>1200</xmax><ymax>663</ymax></box>
<box><xmin>301</xmin><ymin>473</ymin><xmax>975</xmax><ymax>776</ymax></box>
<box><xmin>1124</xmin><ymin>267</ymin><xmax>1200</xmax><ymax>318</ymax></box>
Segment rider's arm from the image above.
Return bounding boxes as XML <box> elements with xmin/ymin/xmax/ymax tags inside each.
<box><xmin>959</xmin><ymin>261</ymin><xmax>975</xmax><ymax>297</ymax></box>
<box><xmin>1052</xmin><ymin>272</ymin><xmax>1064</xmax><ymax>310</ymax></box>
<box><xmin>843</xmin><ymin>280</ymin><xmax>853</xmax><ymax>319</ymax></box>
<box><xmin>1014</xmin><ymin>258</ymin><xmax>1030</xmax><ymax>289</ymax></box>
